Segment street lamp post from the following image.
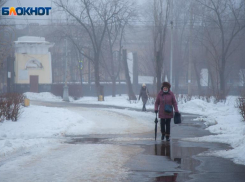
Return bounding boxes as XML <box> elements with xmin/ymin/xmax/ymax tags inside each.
<box><xmin>188</xmin><ymin>5</ymin><xmax>193</xmax><ymax>96</ymax></box>
<box><xmin>170</xmin><ymin>20</ymin><xmax>173</xmax><ymax>86</ymax></box>
<box><xmin>170</xmin><ymin>0</ymin><xmax>174</xmax><ymax>89</ymax></box>
<box><xmin>63</xmin><ymin>37</ymin><xmax>69</xmax><ymax>102</ymax></box>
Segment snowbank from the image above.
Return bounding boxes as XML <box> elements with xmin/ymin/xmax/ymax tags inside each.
<box><xmin>180</xmin><ymin>96</ymin><xmax>245</xmax><ymax>165</ymax></box>
<box><xmin>73</xmin><ymin>94</ymin><xmax>147</xmax><ymax>109</ymax></box>
<box><xmin>0</xmin><ymin>105</ymin><xmax>87</xmax><ymax>156</ymax></box>
<box><xmin>24</xmin><ymin>92</ymin><xmax>62</xmax><ymax>102</ymax></box>
<box><xmin>0</xmin><ymin>102</ymin><xmax>154</xmax><ymax>157</ymax></box>
<box><xmin>24</xmin><ymin>92</ymin><xmax>152</xmax><ymax>109</ymax></box>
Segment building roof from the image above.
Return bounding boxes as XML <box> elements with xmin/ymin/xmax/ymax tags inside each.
<box><xmin>14</xmin><ymin>36</ymin><xmax>53</xmax><ymax>46</ymax></box>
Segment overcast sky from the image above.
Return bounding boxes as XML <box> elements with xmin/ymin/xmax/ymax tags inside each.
<box><xmin>5</xmin><ymin>0</ymin><xmax>52</xmax><ymax>7</ymax></box>
<box><xmin>5</xmin><ymin>0</ymin><xmax>146</xmax><ymax>6</ymax></box>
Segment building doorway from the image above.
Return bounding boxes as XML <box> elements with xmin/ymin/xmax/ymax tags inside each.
<box><xmin>30</xmin><ymin>75</ymin><xmax>39</xmax><ymax>93</ymax></box>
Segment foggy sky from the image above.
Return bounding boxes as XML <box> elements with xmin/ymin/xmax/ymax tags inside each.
<box><xmin>5</xmin><ymin>0</ymin><xmax>52</xmax><ymax>7</ymax></box>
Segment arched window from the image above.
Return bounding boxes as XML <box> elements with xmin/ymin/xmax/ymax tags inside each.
<box><xmin>25</xmin><ymin>59</ymin><xmax>43</xmax><ymax>69</ymax></box>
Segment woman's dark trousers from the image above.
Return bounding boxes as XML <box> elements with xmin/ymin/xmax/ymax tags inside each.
<box><xmin>142</xmin><ymin>99</ymin><xmax>147</xmax><ymax>111</ymax></box>
<box><xmin>161</xmin><ymin>118</ymin><xmax>171</xmax><ymax>139</ymax></box>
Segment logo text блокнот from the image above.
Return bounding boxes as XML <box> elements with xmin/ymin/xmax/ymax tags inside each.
<box><xmin>2</xmin><ymin>7</ymin><xmax>52</xmax><ymax>16</ymax></box>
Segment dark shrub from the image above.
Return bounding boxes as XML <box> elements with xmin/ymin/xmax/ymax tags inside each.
<box><xmin>237</xmin><ymin>98</ymin><xmax>245</xmax><ymax>121</ymax></box>
<box><xmin>0</xmin><ymin>93</ymin><xmax>24</xmax><ymax>122</ymax></box>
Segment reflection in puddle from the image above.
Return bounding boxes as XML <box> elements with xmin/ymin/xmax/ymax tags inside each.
<box><xmin>154</xmin><ymin>143</ymin><xmax>180</xmax><ymax>182</ymax></box>
<box><xmin>155</xmin><ymin>173</ymin><xmax>178</xmax><ymax>182</ymax></box>
<box><xmin>142</xmin><ymin>141</ymin><xmax>208</xmax><ymax>182</ymax></box>
<box><xmin>65</xmin><ymin>137</ymin><xmax>209</xmax><ymax>181</ymax></box>
<box><xmin>154</xmin><ymin>143</ymin><xmax>171</xmax><ymax>158</ymax></box>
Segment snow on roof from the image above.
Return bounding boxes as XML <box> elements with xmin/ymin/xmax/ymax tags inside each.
<box><xmin>14</xmin><ymin>36</ymin><xmax>52</xmax><ymax>45</ymax></box>
<box><xmin>18</xmin><ymin>36</ymin><xmax>45</xmax><ymax>42</ymax></box>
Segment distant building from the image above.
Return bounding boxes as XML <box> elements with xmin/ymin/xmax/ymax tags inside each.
<box><xmin>14</xmin><ymin>36</ymin><xmax>54</xmax><ymax>93</ymax></box>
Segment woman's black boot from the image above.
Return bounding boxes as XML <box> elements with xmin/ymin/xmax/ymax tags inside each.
<box><xmin>161</xmin><ymin>134</ymin><xmax>165</xmax><ymax>141</ymax></box>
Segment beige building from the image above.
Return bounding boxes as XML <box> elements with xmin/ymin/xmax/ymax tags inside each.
<box><xmin>14</xmin><ymin>36</ymin><xmax>54</xmax><ymax>92</ymax></box>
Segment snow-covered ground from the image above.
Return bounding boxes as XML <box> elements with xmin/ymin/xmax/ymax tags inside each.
<box><xmin>22</xmin><ymin>92</ymin><xmax>245</xmax><ymax>165</ymax></box>
<box><xmin>0</xmin><ymin>105</ymin><xmax>82</xmax><ymax>156</ymax></box>
<box><xmin>24</xmin><ymin>92</ymin><xmax>146</xmax><ymax>109</ymax></box>
<box><xmin>1</xmin><ymin>92</ymin><xmax>245</xmax><ymax>174</ymax></box>
<box><xmin>0</xmin><ymin>99</ymin><xmax>154</xmax><ymax>181</ymax></box>
<box><xmin>24</xmin><ymin>92</ymin><xmax>63</xmax><ymax>102</ymax></box>
<box><xmin>0</xmin><ymin>104</ymin><xmax>153</xmax><ymax>157</ymax></box>
<box><xmin>179</xmin><ymin>97</ymin><xmax>245</xmax><ymax>165</ymax></box>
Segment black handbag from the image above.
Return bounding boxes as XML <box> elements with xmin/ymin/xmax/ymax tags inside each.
<box><xmin>174</xmin><ymin>112</ymin><xmax>181</xmax><ymax>124</ymax></box>
<box><xmin>162</xmin><ymin>94</ymin><xmax>173</xmax><ymax>113</ymax></box>
<box><xmin>164</xmin><ymin>104</ymin><xmax>173</xmax><ymax>113</ymax></box>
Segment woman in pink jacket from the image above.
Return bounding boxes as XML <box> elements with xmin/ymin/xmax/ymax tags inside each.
<box><xmin>155</xmin><ymin>82</ymin><xmax>179</xmax><ymax>141</ymax></box>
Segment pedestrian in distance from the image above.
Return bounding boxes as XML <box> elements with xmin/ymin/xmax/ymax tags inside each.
<box><xmin>138</xmin><ymin>83</ymin><xmax>149</xmax><ymax>111</ymax></box>
<box><xmin>154</xmin><ymin>82</ymin><xmax>179</xmax><ymax>141</ymax></box>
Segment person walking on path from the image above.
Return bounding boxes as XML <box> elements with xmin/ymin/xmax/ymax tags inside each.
<box><xmin>138</xmin><ymin>83</ymin><xmax>149</xmax><ymax>111</ymax></box>
<box><xmin>154</xmin><ymin>82</ymin><xmax>179</xmax><ymax>141</ymax></box>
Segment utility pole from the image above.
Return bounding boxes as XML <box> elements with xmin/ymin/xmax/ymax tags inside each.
<box><xmin>188</xmin><ymin>4</ymin><xmax>193</xmax><ymax>95</ymax></box>
<box><xmin>63</xmin><ymin>12</ymin><xmax>69</xmax><ymax>101</ymax></box>
<box><xmin>88</xmin><ymin>49</ymin><xmax>91</xmax><ymax>91</ymax></box>
<box><xmin>133</xmin><ymin>52</ymin><xmax>139</xmax><ymax>93</ymax></box>
<box><xmin>63</xmin><ymin>37</ymin><xmax>69</xmax><ymax>101</ymax></box>
<box><xmin>170</xmin><ymin>0</ymin><xmax>174</xmax><ymax>87</ymax></box>
<box><xmin>78</xmin><ymin>50</ymin><xmax>83</xmax><ymax>97</ymax></box>
<box><xmin>118</xmin><ymin>50</ymin><xmax>121</xmax><ymax>96</ymax></box>
<box><xmin>123</xmin><ymin>49</ymin><xmax>136</xmax><ymax>100</ymax></box>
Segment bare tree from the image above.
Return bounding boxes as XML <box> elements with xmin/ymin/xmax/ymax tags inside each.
<box><xmin>0</xmin><ymin>0</ymin><xmax>16</xmax><ymax>91</ymax></box>
<box><xmin>122</xmin><ymin>49</ymin><xmax>137</xmax><ymax>100</ymax></box>
<box><xmin>152</xmin><ymin>0</ymin><xmax>171</xmax><ymax>92</ymax></box>
<box><xmin>101</xmin><ymin>3</ymin><xmax>136</xmax><ymax>97</ymax></box>
<box><xmin>172</xmin><ymin>0</ymin><xmax>190</xmax><ymax>94</ymax></box>
<box><xmin>0</xmin><ymin>0</ymin><xmax>11</xmax><ymax>67</ymax></box>
<box><xmin>196</xmin><ymin>0</ymin><xmax>245</xmax><ymax>99</ymax></box>
<box><xmin>0</xmin><ymin>0</ymin><xmax>6</xmax><ymax>7</ymax></box>
<box><xmin>54</xmin><ymin>0</ymin><xmax>126</xmax><ymax>96</ymax></box>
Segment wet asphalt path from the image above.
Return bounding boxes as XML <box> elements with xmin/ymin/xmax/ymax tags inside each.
<box><xmin>31</xmin><ymin>100</ymin><xmax>245</xmax><ymax>182</ymax></box>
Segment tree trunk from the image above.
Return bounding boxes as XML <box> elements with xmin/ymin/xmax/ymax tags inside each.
<box><xmin>153</xmin><ymin>76</ymin><xmax>157</xmax><ymax>96</ymax></box>
<box><xmin>77</xmin><ymin>51</ymin><xmax>83</xmax><ymax>97</ymax></box>
<box><xmin>175</xmin><ymin>70</ymin><xmax>179</xmax><ymax>94</ymax></box>
<box><xmin>112</xmin><ymin>77</ymin><xmax>116</xmax><ymax>97</ymax></box>
<box><xmin>219</xmin><ymin>67</ymin><xmax>226</xmax><ymax>99</ymax></box>
<box><xmin>79</xmin><ymin>67</ymin><xmax>83</xmax><ymax>97</ymax></box>
<box><xmin>109</xmin><ymin>39</ymin><xmax>116</xmax><ymax>97</ymax></box>
<box><xmin>122</xmin><ymin>49</ymin><xmax>136</xmax><ymax>100</ymax></box>
<box><xmin>133</xmin><ymin>52</ymin><xmax>139</xmax><ymax>93</ymax></box>
<box><xmin>193</xmin><ymin>61</ymin><xmax>203</xmax><ymax>95</ymax></box>
<box><xmin>94</xmin><ymin>55</ymin><xmax>101</xmax><ymax>97</ymax></box>
<box><xmin>156</xmin><ymin>51</ymin><xmax>162</xmax><ymax>92</ymax></box>
<box><xmin>207</xmin><ymin>63</ymin><xmax>215</xmax><ymax>96</ymax></box>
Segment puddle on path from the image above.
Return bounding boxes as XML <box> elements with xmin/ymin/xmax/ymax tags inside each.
<box><xmin>67</xmin><ymin>135</ymin><xmax>210</xmax><ymax>182</ymax></box>
<box><xmin>63</xmin><ymin>113</ymin><xmax>226</xmax><ymax>182</ymax></box>
<box><xmin>65</xmin><ymin>137</ymin><xmax>107</xmax><ymax>144</ymax></box>
<box><xmin>125</xmin><ymin>139</ymin><xmax>208</xmax><ymax>182</ymax></box>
